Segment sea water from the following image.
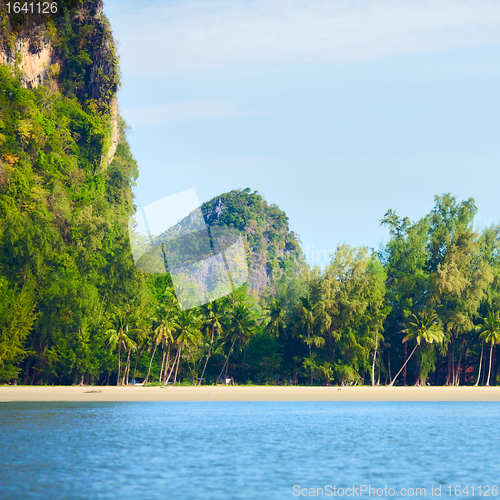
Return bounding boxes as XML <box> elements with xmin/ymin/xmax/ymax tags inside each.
<box><xmin>0</xmin><ymin>402</ymin><xmax>499</xmax><ymax>499</ymax></box>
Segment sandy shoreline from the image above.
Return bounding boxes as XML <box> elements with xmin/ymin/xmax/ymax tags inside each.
<box><xmin>1</xmin><ymin>386</ymin><xmax>500</xmax><ymax>402</ymax></box>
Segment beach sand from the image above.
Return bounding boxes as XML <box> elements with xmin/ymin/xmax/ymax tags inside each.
<box><xmin>1</xmin><ymin>385</ymin><xmax>500</xmax><ymax>402</ymax></box>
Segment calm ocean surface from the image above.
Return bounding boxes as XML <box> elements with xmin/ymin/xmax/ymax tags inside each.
<box><xmin>1</xmin><ymin>402</ymin><xmax>499</xmax><ymax>500</ymax></box>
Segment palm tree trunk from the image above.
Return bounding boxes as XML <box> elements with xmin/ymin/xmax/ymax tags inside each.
<box><xmin>217</xmin><ymin>337</ymin><xmax>237</xmax><ymax>384</ymax></box>
<box><xmin>462</xmin><ymin>337</ymin><xmax>468</xmax><ymax>386</ymax></box>
<box><xmin>173</xmin><ymin>345</ymin><xmax>182</xmax><ymax>384</ymax></box>
<box><xmin>165</xmin><ymin>346</ymin><xmax>180</xmax><ymax>386</ymax></box>
<box><xmin>387</xmin><ymin>351</ymin><xmax>391</xmax><ymax>385</ymax></box>
<box><xmin>159</xmin><ymin>350</ymin><xmax>166</xmax><ymax>382</ymax></box>
<box><xmin>486</xmin><ymin>343</ymin><xmax>494</xmax><ymax>386</ymax></box>
<box><xmin>193</xmin><ymin>345</ymin><xmax>206</xmax><ymax>384</ymax></box>
<box><xmin>122</xmin><ymin>349</ymin><xmax>131</xmax><ymax>385</ymax></box>
<box><xmin>403</xmin><ymin>342</ymin><xmax>407</xmax><ymax>386</ymax></box>
<box><xmin>122</xmin><ymin>350</ymin><xmax>130</xmax><ymax>385</ymax></box>
<box><xmin>482</xmin><ymin>347</ymin><xmax>487</xmax><ymax>385</ymax></box>
<box><xmin>389</xmin><ymin>343</ymin><xmax>418</xmax><ymax>387</ymax></box>
<box><xmin>371</xmin><ymin>331</ymin><xmax>378</xmax><ymax>387</ymax></box>
<box><xmin>494</xmin><ymin>344</ymin><xmax>497</xmax><ymax>386</ymax></box>
<box><xmin>199</xmin><ymin>325</ymin><xmax>215</xmax><ymax>386</ymax></box>
<box><xmin>132</xmin><ymin>345</ymin><xmax>144</xmax><ymax>382</ymax></box>
<box><xmin>117</xmin><ymin>343</ymin><xmax>122</xmax><ymax>386</ymax></box>
<box><xmin>144</xmin><ymin>342</ymin><xmax>158</xmax><ymax>385</ymax></box>
<box><xmin>455</xmin><ymin>349</ymin><xmax>463</xmax><ymax>387</ymax></box>
<box><xmin>125</xmin><ymin>350</ymin><xmax>131</xmax><ymax>385</ymax></box>
<box><xmin>453</xmin><ymin>333</ymin><xmax>466</xmax><ymax>386</ymax></box>
<box><xmin>451</xmin><ymin>332</ymin><xmax>456</xmax><ymax>385</ymax></box>
<box><xmin>162</xmin><ymin>348</ymin><xmax>171</xmax><ymax>385</ymax></box>
<box><xmin>124</xmin><ymin>324</ymin><xmax>131</xmax><ymax>385</ymax></box>
<box><xmin>475</xmin><ymin>341</ymin><xmax>484</xmax><ymax>386</ymax></box>
<box><xmin>127</xmin><ymin>350</ymin><xmax>133</xmax><ymax>385</ymax></box>
<box><xmin>445</xmin><ymin>333</ymin><xmax>454</xmax><ymax>385</ymax></box>
<box><xmin>307</xmin><ymin>328</ymin><xmax>312</xmax><ymax>384</ymax></box>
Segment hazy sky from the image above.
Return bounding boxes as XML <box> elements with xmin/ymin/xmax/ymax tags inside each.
<box><xmin>104</xmin><ymin>0</ymin><xmax>500</xmax><ymax>266</ymax></box>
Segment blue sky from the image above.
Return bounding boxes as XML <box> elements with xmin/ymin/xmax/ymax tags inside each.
<box><xmin>104</xmin><ymin>0</ymin><xmax>500</xmax><ymax>266</ymax></box>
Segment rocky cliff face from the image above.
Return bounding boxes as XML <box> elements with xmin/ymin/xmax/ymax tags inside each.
<box><xmin>0</xmin><ymin>34</ymin><xmax>54</xmax><ymax>88</ymax></box>
<box><xmin>203</xmin><ymin>189</ymin><xmax>305</xmax><ymax>294</ymax></box>
<box><xmin>144</xmin><ymin>189</ymin><xmax>304</xmax><ymax>296</ymax></box>
<box><xmin>0</xmin><ymin>0</ymin><xmax>120</xmax><ymax>164</ymax></box>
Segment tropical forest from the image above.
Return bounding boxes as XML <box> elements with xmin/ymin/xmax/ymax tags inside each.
<box><xmin>1</xmin><ymin>0</ymin><xmax>500</xmax><ymax>388</ymax></box>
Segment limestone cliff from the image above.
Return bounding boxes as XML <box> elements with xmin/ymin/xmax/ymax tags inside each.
<box><xmin>0</xmin><ymin>0</ymin><xmax>120</xmax><ymax>164</ymax></box>
<box><xmin>152</xmin><ymin>189</ymin><xmax>305</xmax><ymax>295</ymax></box>
<box><xmin>202</xmin><ymin>189</ymin><xmax>304</xmax><ymax>293</ymax></box>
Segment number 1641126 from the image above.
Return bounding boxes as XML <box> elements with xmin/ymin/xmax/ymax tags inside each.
<box><xmin>447</xmin><ymin>485</ymin><xmax>499</xmax><ymax>496</ymax></box>
<box><xmin>5</xmin><ymin>2</ymin><xmax>58</xmax><ymax>14</ymax></box>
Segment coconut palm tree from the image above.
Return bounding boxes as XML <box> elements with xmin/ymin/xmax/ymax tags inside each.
<box><xmin>144</xmin><ymin>306</ymin><xmax>175</xmax><ymax>385</ymax></box>
<box><xmin>293</xmin><ymin>296</ymin><xmax>317</xmax><ymax>384</ymax></box>
<box><xmin>293</xmin><ymin>297</ymin><xmax>315</xmax><ymax>350</ymax></box>
<box><xmin>389</xmin><ymin>311</ymin><xmax>444</xmax><ymax>387</ymax></box>
<box><xmin>217</xmin><ymin>302</ymin><xmax>255</xmax><ymax>384</ymax></box>
<box><xmin>478</xmin><ymin>312</ymin><xmax>500</xmax><ymax>386</ymax></box>
<box><xmin>107</xmin><ymin>305</ymin><xmax>142</xmax><ymax>385</ymax></box>
<box><xmin>265</xmin><ymin>298</ymin><xmax>287</xmax><ymax>340</ymax></box>
<box><xmin>107</xmin><ymin>322</ymin><xmax>137</xmax><ymax>386</ymax></box>
<box><xmin>165</xmin><ymin>309</ymin><xmax>201</xmax><ymax>385</ymax></box>
<box><xmin>198</xmin><ymin>301</ymin><xmax>224</xmax><ymax>385</ymax></box>
<box><xmin>474</xmin><ymin>336</ymin><xmax>485</xmax><ymax>387</ymax></box>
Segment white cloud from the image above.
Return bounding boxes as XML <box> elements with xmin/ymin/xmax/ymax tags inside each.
<box><xmin>106</xmin><ymin>0</ymin><xmax>500</xmax><ymax>77</ymax></box>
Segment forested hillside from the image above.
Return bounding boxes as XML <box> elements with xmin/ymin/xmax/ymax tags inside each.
<box><xmin>1</xmin><ymin>1</ymin><xmax>500</xmax><ymax>387</ymax></box>
<box><xmin>0</xmin><ymin>0</ymin><xmax>151</xmax><ymax>384</ymax></box>
<box><xmin>158</xmin><ymin>188</ymin><xmax>305</xmax><ymax>293</ymax></box>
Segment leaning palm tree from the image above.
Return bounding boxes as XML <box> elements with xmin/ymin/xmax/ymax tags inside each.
<box><xmin>389</xmin><ymin>311</ymin><xmax>444</xmax><ymax>387</ymax></box>
<box><xmin>144</xmin><ymin>309</ymin><xmax>174</xmax><ymax>385</ymax></box>
<box><xmin>474</xmin><ymin>338</ymin><xmax>484</xmax><ymax>387</ymax></box>
<box><xmin>121</xmin><ymin>326</ymin><xmax>138</xmax><ymax>386</ymax></box>
<box><xmin>478</xmin><ymin>312</ymin><xmax>500</xmax><ymax>386</ymax></box>
<box><xmin>165</xmin><ymin>309</ymin><xmax>201</xmax><ymax>385</ymax></box>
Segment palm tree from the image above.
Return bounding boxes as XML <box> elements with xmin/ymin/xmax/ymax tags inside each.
<box><xmin>107</xmin><ymin>323</ymin><xmax>137</xmax><ymax>386</ymax></box>
<box><xmin>389</xmin><ymin>311</ymin><xmax>444</xmax><ymax>387</ymax></box>
<box><xmin>107</xmin><ymin>306</ymin><xmax>142</xmax><ymax>385</ymax></box>
<box><xmin>293</xmin><ymin>297</ymin><xmax>315</xmax><ymax>350</ymax></box>
<box><xmin>217</xmin><ymin>302</ymin><xmax>255</xmax><ymax>384</ymax></box>
<box><xmin>474</xmin><ymin>335</ymin><xmax>485</xmax><ymax>387</ymax></box>
<box><xmin>165</xmin><ymin>309</ymin><xmax>201</xmax><ymax>385</ymax></box>
<box><xmin>266</xmin><ymin>298</ymin><xmax>287</xmax><ymax>340</ymax></box>
<box><xmin>478</xmin><ymin>312</ymin><xmax>500</xmax><ymax>386</ymax></box>
<box><xmin>144</xmin><ymin>308</ymin><xmax>174</xmax><ymax>385</ymax></box>
<box><xmin>198</xmin><ymin>301</ymin><xmax>224</xmax><ymax>386</ymax></box>
<box><xmin>122</xmin><ymin>326</ymin><xmax>138</xmax><ymax>386</ymax></box>
<box><xmin>293</xmin><ymin>296</ymin><xmax>317</xmax><ymax>384</ymax></box>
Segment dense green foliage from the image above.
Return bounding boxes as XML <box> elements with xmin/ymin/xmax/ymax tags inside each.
<box><xmin>203</xmin><ymin>188</ymin><xmax>303</xmax><ymax>291</ymax></box>
<box><xmin>0</xmin><ymin>63</ymin><xmax>150</xmax><ymax>384</ymax></box>
<box><xmin>1</xmin><ymin>0</ymin><xmax>119</xmax><ymax>112</ymax></box>
<box><xmin>107</xmin><ymin>194</ymin><xmax>500</xmax><ymax>388</ymax></box>
<box><xmin>2</xmin><ymin>2</ymin><xmax>500</xmax><ymax>387</ymax></box>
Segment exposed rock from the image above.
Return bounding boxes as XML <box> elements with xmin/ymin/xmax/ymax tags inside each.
<box><xmin>1</xmin><ymin>0</ymin><xmax>120</xmax><ymax>163</ymax></box>
<box><xmin>107</xmin><ymin>95</ymin><xmax>120</xmax><ymax>165</ymax></box>
<box><xmin>0</xmin><ymin>34</ymin><xmax>55</xmax><ymax>88</ymax></box>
